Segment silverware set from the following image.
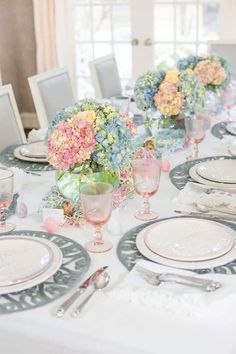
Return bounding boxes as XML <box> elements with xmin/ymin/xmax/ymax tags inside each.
<box><xmin>136</xmin><ymin>266</ymin><xmax>222</xmax><ymax>292</ymax></box>
<box><xmin>56</xmin><ymin>266</ymin><xmax>109</xmax><ymax>318</ymax></box>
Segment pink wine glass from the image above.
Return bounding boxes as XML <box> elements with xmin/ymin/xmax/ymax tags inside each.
<box><xmin>0</xmin><ymin>168</ymin><xmax>15</xmax><ymax>233</ymax></box>
<box><xmin>131</xmin><ymin>158</ymin><xmax>161</xmax><ymax>221</ymax></box>
<box><xmin>80</xmin><ymin>182</ymin><xmax>113</xmax><ymax>253</ymax></box>
<box><xmin>184</xmin><ymin>116</ymin><xmax>207</xmax><ymax>160</ymax></box>
<box><xmin>221</xmin><ymin>85</ymin><xmax>236</xmax><ymax>121</ymax></box>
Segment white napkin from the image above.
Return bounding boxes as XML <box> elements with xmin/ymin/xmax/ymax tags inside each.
<box><xmin>173</xmin><ymin>182</ymin><xmax>236</xmax><ymax>214</ymax></box>
<box><xmin>27</xmin><ymin>128</ymin><xmax>47</xmax><ymax>143</ymax></box>
<box><xmin>107</xmin><ymin>259</ymin><xmax>236</xmax><ymax>318</ymax></box>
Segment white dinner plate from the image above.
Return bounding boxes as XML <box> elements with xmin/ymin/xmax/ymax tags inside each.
<box><xmin>136</xmin><ymin>218</ymin><xmax>236</xmax><ymax>270</ymax></box>
<box><xmin>189</xmin><ymin>164</ymin><xmax>236</xmax><ymax>189</ymax></box>
<box><xmin>14</xmin><ymin>146</ymin><xmax>47</xmax><ymax>163</ymax></box>
<box><xmin>20</xmin><ymin>141</ymin><xmax>47</xmax><ymax>158</ymax></box>
<box><xmin>226</xmin><ymin>122</ymin><xmax>236</xmax><ymax>136</ymax></box>
<box><xmin>0</xmin><ymin>236</ymin><xmax>62</xmax><ymax>295</ymax></box>
<box><xmin>229</xmin><ymin>141</ymin><xmax>236</xmax><ymax>157</ymax></box>
<box><xmin>143</xmin><ymin>218</ymin><xmax>234</xmax><ymax>262</ymax></box>
<box><xmin>196</xmin><ymin>160</ymin><xmax>236</xmax><ymax>184</ymax></box>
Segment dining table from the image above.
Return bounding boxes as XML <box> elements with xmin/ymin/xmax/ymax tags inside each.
<box><xmin>0</xmin><ymin>121</ymin><xmax>236</xmax><ymax>354</ymax></box>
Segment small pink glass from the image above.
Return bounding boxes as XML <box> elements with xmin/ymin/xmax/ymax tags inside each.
<box><xmin>80</xmin><ymin>182</ymin><xmax>113</xmax><ymax>253</ymax></box>
<box><xmin>221</xmin><ymin>85</ymin><xmax>236</xmax><ymax>121</ymax></box>
<box><xmin>184</xmin><ymin>115</ymin><xmax>207</xmax><ymax>160</ymax></box>
<box><xmin>131</xmin><ymin>158</ymin><xmax>162</xmax><ymax>221</ymax></box>
<box><xmin>0</xmin><ymin>168</ymin><xmax>15</xmax><ymax>233</ymax></box>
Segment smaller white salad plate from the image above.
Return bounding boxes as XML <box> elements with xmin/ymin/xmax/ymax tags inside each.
<box><xmin>136</xmin><ymin>218</ymin><xmax>236</xmax><ymax>270</ymax></box>
<box><xmin>196</xmin><ymin>160</ymin><xmax>236</xmax><ymax>184</ymax></box>
<box><xmin>20</xmin><ymin>141</ymin><xmax>47</xmax><ymax>158</ymax></box>
<box><xmin>226</xmin><ymin>122</ymin><xmax>236</xmax><ymax>136</ymax></box>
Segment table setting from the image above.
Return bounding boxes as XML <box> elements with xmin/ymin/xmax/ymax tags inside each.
<box><xmin>1</xmin><ymin>53</ymin><xmax>236</xmax><ymax>354</ymax></box>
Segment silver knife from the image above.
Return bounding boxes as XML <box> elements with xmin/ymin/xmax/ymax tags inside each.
<box><xmin>56</xmin><ymin>266</ymin><xmax>108</xmax><ymax>317</ymax></box>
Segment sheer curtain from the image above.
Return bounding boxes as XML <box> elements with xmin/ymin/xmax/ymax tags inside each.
<box><xmin>219</xmin><ymin>0</ymin><xmax>236</xmax><ymax>40</ymax></box>
<box><xmin>33</xmin><ymin>0</ymin><xmax>75</xmax><ymax>87</ymax></box>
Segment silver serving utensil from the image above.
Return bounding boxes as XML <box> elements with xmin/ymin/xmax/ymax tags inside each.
<box><xmin>56</xmin><ymin>266</ymin><xmax>108</xmax><ymax>318</ymax></box>
<box><xmin>71</xmin><ymin>271</ymin><xmax>110</xmax><ymax>318</ymax></box>
<box><xmin>136</xmin><ymin>266</ymin><xmax>221</xmax><ymax>290</ymax></box>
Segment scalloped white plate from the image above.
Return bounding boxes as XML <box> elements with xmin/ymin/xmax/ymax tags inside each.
<box><xmin>226</xmin><ymin>122</ymin><xmax>236</xmax><ymax>136</ymax></box>
<box><xmin>136</xmin><ymin>218</ymin><xmax>236</xmax><ymax>270</ymax></box>
<box><xmin>197</xmin><ymin>160</ymin><xmax>236</xmax><ymax>184</ymax></box>
<box><xmin>189</xmin><ymin>164</ymin><xmax>236</xmax><ymax>189</ymax></box>
<box><xmin>143</xmin><ymin>218</ymin><xmax>234</xmax><ymax>262</ymax></box>
<box><xmin>14</xmin><ymin>146</ymin><xmax>47</xmax><ymax>163</ymax></box>
<box><xmin>20</xmin><ymin>141</ymin><xmax>47</xmax><ymax>158</ymax></box>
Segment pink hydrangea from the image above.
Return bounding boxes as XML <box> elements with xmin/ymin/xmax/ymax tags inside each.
<box><xmin>47</xmin><ymin>115</ymin><xmax>96</xmax><ymax>170</ymax></box>
<box><xmin>194</xmin><ymin>60</ymin><xmax>226</xmax><ymax>86</ymax></box>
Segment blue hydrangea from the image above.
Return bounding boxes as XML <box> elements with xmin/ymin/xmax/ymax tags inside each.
<box><xmin>134</xmin><ymin>70</ymin><xmax>166</xmax><ymax>111</ymax></box>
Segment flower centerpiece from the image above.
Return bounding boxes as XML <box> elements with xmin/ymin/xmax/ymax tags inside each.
<box><xmin>46</xmin><ymin>99</ymin><xmax>137</xmax><ymax>203</ymax></box>
<box><xmin>177</xmin><ymin>54</ymin><xmax>232</xmax><ymax>91</ymax></box>
<box><xmin>134</xmin><ymin>69</ymin><xmax>206</xmax><ymax>128</ymax></box>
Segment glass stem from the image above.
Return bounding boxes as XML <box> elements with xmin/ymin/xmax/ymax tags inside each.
<box><xmin>94</xmin><ymin>226</ymin><xmax>103</xmax><ymax>245</ymax></box>
<box><xmin>193</xmin><ymin>143</ymin><xmax>199</xmax><ymax>159</ymax></box>
<box><xmin>142</xmin><ymin>195</ymin><xmax>150</xmax><ymax>215</ymax></box>
<box><xmin>0</xmin><ymin>208</ymin><xmax>6</xmax><ymax>228</ymax></box>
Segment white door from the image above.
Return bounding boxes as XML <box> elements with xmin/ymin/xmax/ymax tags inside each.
<box><xmin>73</xmin><ymin>0</ymin><xmax>220</xmax><ymax>98</ymax></box>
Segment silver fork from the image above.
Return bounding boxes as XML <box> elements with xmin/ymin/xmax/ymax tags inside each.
<box><xmin>136</xmin><ymin>266</ymin><xmax>221</xmax><ymax>291</ymax></box>
<box><xmin>140</xmin><ymin>273</ymin><xmax>218</xmax><ymax>292</ymax></box>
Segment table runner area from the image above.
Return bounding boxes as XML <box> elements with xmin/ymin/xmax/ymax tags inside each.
<box><xmin>0</xmin><ymin>230</ymin><xmax>90</xmax><ymax>314</ymax></box>
<box><xmin>117</xmin><ymin>216</ymin><xmax>236</xmax><ymax>274</ymax></box>
<box><xmin>0</xmin><ymin>145</ymin><xmax>53</xmax><ymax>172</ymax></box>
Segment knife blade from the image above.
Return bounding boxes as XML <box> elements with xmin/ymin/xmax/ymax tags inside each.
<box><xmin>56</xmin><ymin>266</ymin><xmax>108</xmax><ymax>317</ymax></box>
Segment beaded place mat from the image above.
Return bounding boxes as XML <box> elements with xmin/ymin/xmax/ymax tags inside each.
<box><xmin>0</xmin><ymin>145</ymin><xmax>53</xmax><ymax>172</ymax></box>
<box><xmin>117</xmin><ymin>216</ymin><xmax>236</xmax><ymax>274</ymax></box>
<box><xmin>169</xmin><ymin>155</ymin><xmax>236</xmax><ymax>190</ymax></box>
<box><xmin>211</xmin><ymin>121</ymin><xmax>233</xmax><ymax>140</ymax></box>
<box><xmin>0</xmin><ymin>230</ymin><xmax>90</xmax><ymax>314</ymax></box>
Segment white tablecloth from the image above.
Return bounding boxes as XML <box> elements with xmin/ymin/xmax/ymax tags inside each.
<box><xmin>1</xmin><ymin>127</ymin><xmax>236</xmax><ymax>354</ymax></box>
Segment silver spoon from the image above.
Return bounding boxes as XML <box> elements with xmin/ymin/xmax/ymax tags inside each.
<box><xmin>196</xmin><ymin>203</ymin><xmax>236</xmax><ymax>216</ymax></box>
<box><xmin>71</xmin><ymin>272</ymin><xmax>110</xmax><ymax>317</ymax></box>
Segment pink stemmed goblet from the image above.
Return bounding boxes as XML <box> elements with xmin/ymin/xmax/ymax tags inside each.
<box><xmin>131</xmin><ymin>158</ymin><xmax>161</xmax><ymax>221</ymax></box>
<box><xmin>80</xmin><ymin>182</ymin><xmax>113</xmax><ymax>253</ymax></box>
<box><xmin>221</xmin><ymin>84</ymin><xmax>236</xmax><ymax>121</ymax></box>
<box><xmin>0</xmin><ymin>168</ymin><xmax>15</xmax><ymax>233</ymax></box>
<box><xmin>184</xmin><ymin>115</ymin><xmax>207</xmax><ymax>160</ymax></box>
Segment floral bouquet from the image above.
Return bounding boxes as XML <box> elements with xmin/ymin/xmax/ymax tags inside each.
<box><xmin>177</xmin><ymin>54</ymin><xmax>232</xmax><ymax>91</ymax></box>
<box><xmin>134</xmin><ymin>69</ymin><xmax>206</xmax><ymax>125</ymax></box>
<box><xmin>46</xmin><ymin>99</ymin><xmax>137</xmax><ymax>208</ymax></box>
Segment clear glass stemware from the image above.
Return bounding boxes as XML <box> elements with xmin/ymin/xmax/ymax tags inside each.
<box><xmin>0</xmin><ymin>168</ymin><xmax>15</xmax><ymax>233</ymax></box>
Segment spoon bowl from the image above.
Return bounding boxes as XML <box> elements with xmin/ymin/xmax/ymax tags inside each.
<box><xmin>72</xmin><ymin>272</ymin><xmax>110</xmax><ymax>317</ymax></box>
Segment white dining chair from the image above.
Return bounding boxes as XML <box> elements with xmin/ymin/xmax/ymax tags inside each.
<box><xmin>0</xmin><ymin>84</ymin><xmax>26</xmax><ymax>153</ymax></box>
<box><xmin>89</xmin><ymin>54</ymin><xmax>122</xmax><ymax>99</ymax></box>
<box><xmin>208</xmin><ymin>41</ymin><xmax>236</xmax><ymax>76</ymax></box>
<box><xmin>28</xmin><ymin>67</ymin><xmax>76</xmax><ymax>128</ymax></box>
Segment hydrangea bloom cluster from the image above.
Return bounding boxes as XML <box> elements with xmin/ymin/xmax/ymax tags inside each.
<box><xmin>177</xmin><ymin>54</ymin><xmax>232</xmax><ymax>91</ymax></box>
<box><xmin>134</xmin><ymin>69</ymin><xmax>205</xmax><ymax>120</ymax></box>
<box><xmin>47</xmin><ymin>99</ymin><xmax>136</xmax><ymax>171</ymax></box>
